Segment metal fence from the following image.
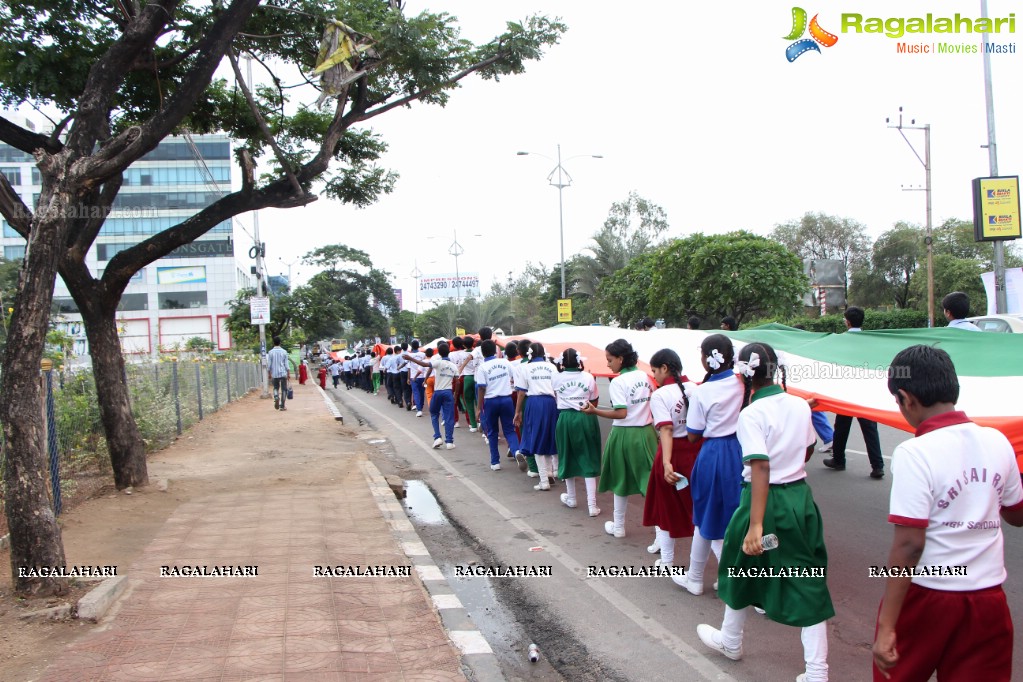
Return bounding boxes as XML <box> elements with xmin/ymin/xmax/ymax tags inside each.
<box><xmin>1</xmin><ymin>359</ymin><xmax>262</xmax><ymax>519</ymax></box>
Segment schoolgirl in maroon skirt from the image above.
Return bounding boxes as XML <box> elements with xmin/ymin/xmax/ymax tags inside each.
<box><xmin>643</xmin><ymin>348</ymin><xmax>701</xmax><ymax>568</ymax></box>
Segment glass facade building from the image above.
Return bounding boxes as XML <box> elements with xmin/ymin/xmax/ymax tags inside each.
<box><xmin>0</xmin><ymin>132</ymin><xmax>254</xmax><ymax>356</ymax></box>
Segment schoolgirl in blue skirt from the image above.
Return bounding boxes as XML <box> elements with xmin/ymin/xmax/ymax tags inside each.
<box><xmin>514</xmin><ymin>342</ymin><xmax>560</xmax><ymax>491</ymax></box>
<box><xmin>672</xmin><ymin>333</ymin><xmax>744</xmax><ymax>596</ymax></box>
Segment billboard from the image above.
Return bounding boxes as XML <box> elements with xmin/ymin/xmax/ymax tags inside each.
<box><xmin>973</xmin><ymin>176</ymin><xmax>1021</xmax><ymax>241</ymax></box>
<box><xmin>420</xmin><ymin>273</ymin><xmax>481</xmax><ymax>300</ymax></box>
<box><xmin>157</xmin><ymin>265</ymin><xmax>206</xmax><ymax>285</ymax></box>
<box><xmin>801</xmin><ymin>259</ymin><xmax>847</xmax><ymax>311</ymax></box>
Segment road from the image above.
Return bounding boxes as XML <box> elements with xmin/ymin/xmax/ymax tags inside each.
<box><xmin>336</xmin><ymin>384</ymin><xmax>1023</xmax><ymax>682</ymax></box>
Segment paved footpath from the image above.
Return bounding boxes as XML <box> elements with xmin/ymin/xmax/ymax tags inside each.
<box><xmin>40</xmin><ymin>382</ymin><xmax>483</xmax><ymax>682</ymax></box>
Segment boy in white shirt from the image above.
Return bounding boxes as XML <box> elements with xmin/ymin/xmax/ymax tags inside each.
<box><xmin>873</xmin><ymin>345</ymin><xmax>1023</xmax><ymax>681</ymax></box>
<box><xmin>474</xmin><ymin>339</ymin><xmax>521</xmax><ymax>470</ymax></box>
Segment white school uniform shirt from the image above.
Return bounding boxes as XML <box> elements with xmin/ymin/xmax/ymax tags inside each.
<box><xmin>517</xmin><ymin>359</ymin><xmax>557</xmax><ymax>397</ymax></box>
<box><xmin>686</xmin><ymin>371</ymin><xmax>743</xmax><ymax>437</ymax></box>
<box><xmin>448</xmin><ymin>350</ymin><xmax>467</xmax><ymax>375</ymax></box>
<box><xmin>736</xmin><ymin>385</ymin><xmax>815</xmax><ymax>485</ymax></box>
<box><xmin>342</xmin><ymin>359</ymin><xmax>352</xmax><ymax>372</ymax></box>
<box><xmin>328</xmin><ymin>362</ymin><xmax>341</xmax><ymax>377</ymax></box>
<box><xmin>429</xmin><ymin>355</ymin><xmax>459</xmax><ymax>392</ymax></box>
<box><xmin>476</xmin><ymin>357</ymin><xmax>515</xmax><ymax>398</ymax></box>
<box><xmin>552</xmin><ymin>369</ymin><xmax>598</xmax><ymax>410</ymax></box>
<box><xmin>650</xmin><ymin>380</ymin><xmax>696</xmax><ymax>438</ymax></box>
<box><xmin>406</xmin><ymin>351</ymin><xmax>426</xmax><ymax>380</ymax></box>
<box><xmin>372</xmin><ymin>356</ymin><xmax>382</xmax><ymax>373</ymax></box>
<box><xmin>460</xmin><ymin>348</ymin><xmax>479</xmax><ymax>377</ymax></box>
<box><xmin>888</xmin><ymin>411</ymin><xmax>1023</xmax><ymax>591</ymax></box>
<box><xmin>608</xmin><ymin>366</ymin><xmax>654</xmax><ymax>427</ymax></box>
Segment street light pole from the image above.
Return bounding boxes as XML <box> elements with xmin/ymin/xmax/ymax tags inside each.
<box><xmin>517</xmin><ymin>147</ymin><xmax>602</xmax><ymax>300</ymax></box>
<box><xmin>449</xmin><ymin>230</ymin><xmax>464</xmax><ymax>308</ymax></box>
<box><xmin>981</xmin><ymin>0</ymin><xmax>1008</xmax><ymax>314</ymax></box>
<box><xmin>887</xmin><ymin>108</ymin><xmax>935</xmax><ymax>327</ymax></box>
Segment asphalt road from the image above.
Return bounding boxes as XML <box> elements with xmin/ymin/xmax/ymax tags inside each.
<box><xmin>338</xmin><ymin>384</ymin><xmax>1023</xmax><ymax>682</ymax></box>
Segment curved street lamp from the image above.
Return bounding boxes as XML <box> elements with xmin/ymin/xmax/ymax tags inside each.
<box><xmin>517</xmin><ymin>145</ymin><xmax>603</xmax><ymax>299</ymax></box>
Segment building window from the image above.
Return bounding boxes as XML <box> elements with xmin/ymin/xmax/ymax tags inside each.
<box><xmin>31</xmin><ymin>167</ymin><xmax>40</xmax><ymax>185</ymax></box>
<box><xmin>117</xmin><ymin>293</ymin><xmax>149</xmax><ymax>311</ymax></box>
<box><xmin>2</xmin><ymin>220</ymin><xmax>20</xmax><ymax>237</ymax></box>
<box><xmin>96</xmin><ymin>242</ymin><xmax>135</xmax><ymax>261</ymax></box>
<box><xmin>1</xmin><ymin>167</ymin><xmax>22</xmax><ymax>185</ymax></box>
<box><xmin>4</xmin><ymin>245</ymin><xmax>26</xmax><ymax>260</ymax></box>
<box><xmin>53</xmin><ymin>297</ymin><xmax>80</xmax><ymax>314</ymax></box>
<box><xmin>158</xmin><ymin>291</ymin><xmax>208</xmax><ymax>309</ymax></box>
<box><xmin>0</xmin><ymin>144</ymin><xmax>34</xmax><ymax>162</ymax></box>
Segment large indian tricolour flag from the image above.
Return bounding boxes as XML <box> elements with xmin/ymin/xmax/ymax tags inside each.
<box><xmin>498</xmin><ymin>323</ymin><xmax>1023</xmax><ymax>468</ymax></box>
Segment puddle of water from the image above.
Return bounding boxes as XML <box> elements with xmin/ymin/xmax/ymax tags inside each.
<box><xmin>403</xmin><ymin>480</ymin><xmax>447</xmax><ymax>525</ymax></box>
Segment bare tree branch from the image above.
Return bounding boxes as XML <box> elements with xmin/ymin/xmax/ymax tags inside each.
<box><xmin>84</xmin><ymin>0</ymin><xmax>262</xmax><ymax>177</ymax></box>
<box><xmin>66</xmin><ymin>0</ymin><xmax>181</xmax><ymax>157</ymax></box>
<box><xmin>0</xmin><ymin>174</ymin><xmax>32</xmax><ymax>237</ymax></box>
<box><xmin>0</xmin><ymin>115</ymin><xmax>63</xmax><ymax>155</ymax></box>
<box><xmin>357</xmin><ymin>54</ymin><xmax>503</xmax><ymax>122</ymax></box>
<box><xmin>226</xmin><ymin>48</ymin><xmax>304</xmax><ymax>197</ymax></box>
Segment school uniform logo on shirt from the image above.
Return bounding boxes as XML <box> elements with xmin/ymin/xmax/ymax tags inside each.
<box><xmin>936</xmin><ymin>467</ymin><xmax>1008</xmax><ymax>509</ymax></box>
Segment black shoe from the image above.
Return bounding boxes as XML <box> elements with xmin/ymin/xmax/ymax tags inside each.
<box><xmin>870</xmin><ymin>469</ymin><xmax>885</xmax><ymax>479</ymax></box>
<box><xmin>823</xmin><ymin>458</ymin><xmax>846</xmax><ymax>471</ymax></box>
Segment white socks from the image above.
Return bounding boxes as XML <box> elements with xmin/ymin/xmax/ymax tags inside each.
<box><xmin>612</xmin><ymin>494</ymin><xmax>627</xmax><ymax>532</ymax></box>
<box><xmin>585</xmin><ymin>478</ymin><xmax>597</xmax><ymax>508</ymax></box>
<box><xmin>711</xmin><ymin>538</ymin><xmax>723</xmax><ymax>563</ymax></box>
<box><xmin>800</xmin><ymin>621</ymin><xmax>829</xmax><ymax>681</ymax></box>
<box><xmin>720</xmin><ymin>605</ymin><xmax>748</xmax><ymax>651</ymax></box>
<box><xmin>655</xmin><ymin>528</ymin><xmax>675</xmax><ymax>565</ymax></box>
<box><xmin>564</xmin><ymin>478</ymin><xmax>576</xmax><ymax>503</ymax></box>
<box><xmin>689</xmin><ymin>528</ymin><xmax>712</xmax><ymax>583</ymax></box>
<box><xmin>718</xmin><ymin>609</ymin><xmax>828</xmax><ymax>680</ymax></box>
<box><xmin>534</xmin><ymin>456</ymin><xmax>551</xmax><ymax>490</ymax></box>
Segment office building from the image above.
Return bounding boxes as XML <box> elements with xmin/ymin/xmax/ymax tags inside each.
<box><xmin>0</xmin><ymin>124</ymin><xmax>253</xmax><ymax>357</ymax></box>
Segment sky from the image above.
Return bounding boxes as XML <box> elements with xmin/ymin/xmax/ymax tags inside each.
<box><xmin>51</xmin><ymin>1</ymin><xmax>1023</xmax><ymax>311</ymax></box>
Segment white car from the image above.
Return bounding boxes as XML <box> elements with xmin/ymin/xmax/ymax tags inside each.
<box><xmin>966</xmin><ymin>314</ymin><xmax>1023</xmax><ymax>333</ymax></box>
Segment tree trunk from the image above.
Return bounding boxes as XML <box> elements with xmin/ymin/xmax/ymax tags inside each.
<box><xmin>1</xmin><ymin>203</ymin><xmax>70</xmax><ymax>596</ymax></box>
<box><xmin>79</xmin><ymin>299</ymin><xmax>148</xmax><ymax>489</ymax></box>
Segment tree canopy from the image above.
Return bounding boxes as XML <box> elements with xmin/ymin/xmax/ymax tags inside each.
<box><xmin>0</xmin><ymin>0</ymin><xmax>565</xmax><ymax>595</ymax></box>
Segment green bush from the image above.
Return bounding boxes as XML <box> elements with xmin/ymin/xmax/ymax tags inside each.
<box><xmin>744</xmin><ymin>308</ymin><xmax>935</xmax><ymax>332</ymax></box>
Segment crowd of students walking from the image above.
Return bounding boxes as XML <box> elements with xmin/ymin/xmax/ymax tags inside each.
<box><xmin>319</xmin><ymin>326</ymin><xmax>1022</xmax><ymax>682</ymax></box>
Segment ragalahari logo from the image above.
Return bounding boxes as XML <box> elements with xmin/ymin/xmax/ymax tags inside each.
<box><xmin>784</xmin><ymin>7</ymin><xmax>839</xmax><ymax>61</ymax></box>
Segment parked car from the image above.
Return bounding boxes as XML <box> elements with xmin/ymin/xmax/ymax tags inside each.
<box><xmin>966</xmin><ymin>314</ymin><xmax>1023</xmax><ymax>333</ymax></box>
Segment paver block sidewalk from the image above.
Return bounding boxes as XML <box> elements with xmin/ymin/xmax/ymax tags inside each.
<box><xmin>41</xmin><ymin>441</ymin><xmax>465</xmax><ymax>680</ymax></box>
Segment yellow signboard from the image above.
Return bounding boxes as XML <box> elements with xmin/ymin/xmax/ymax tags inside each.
<box><xmin>557</xmin><ymin>298</ymin><xmax>573</xmax><ymax>323</ymax></box>
<box><xmin>973</xmin><ymin>176</ymin><xmax>1021</xmax><ymax>241</ymax></box>
<box><xmin>455</xmin><ymin>327</ymin><xmax>465</xmax><ymax>337</ymax></box>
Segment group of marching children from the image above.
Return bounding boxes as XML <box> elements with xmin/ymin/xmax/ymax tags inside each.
<box><xmin>384</xmin><ymin>328</ymin><xmax>1023</xmax><ymax>682</ymax></box>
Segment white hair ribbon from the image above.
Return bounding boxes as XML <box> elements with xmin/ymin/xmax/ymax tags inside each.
<box><xmin>706</xmin><ymin>348</ymin><xmax>725</xmax><ymax>370</ymax></box>
<box><xmin>736</xmin><ymin>352</ymin><xmax>760</xmax><ymax>378</ymax></box>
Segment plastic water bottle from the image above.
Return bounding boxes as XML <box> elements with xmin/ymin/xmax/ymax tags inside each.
<box><xmin>761</xmin><ymin>534</ymin><xmax>779</xmax><ymax>551</ymax></box>
<box><xmin>528</xmin><ymin>643</ymin><xmax>540</xmax><ymax>662</ymax></box>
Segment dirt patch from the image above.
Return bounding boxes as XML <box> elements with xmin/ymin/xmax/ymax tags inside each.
<box><xmin>0</xmin><ymin>387</ymin><xmax>364</xmax><ymax>681</ymax></box>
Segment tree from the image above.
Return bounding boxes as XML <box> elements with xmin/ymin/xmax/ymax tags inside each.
<box><xmin>771</xmin><ymin>212</ymin><xmax>870</xmax><ymax>300</ymax></box>
<box><xmin>597</xmin><ymin>251</ymin><xmax>657</xmax><ymax>326</ymax></box>
<box><xmin>649</xmin><ymin>232</ymin><xmax>806</xmax><ymax>323</ymax></box>
<box><xmin>0</xmin><ymin>0</ymin><xmax>564</xmax><ymax>595</ymax></box>
<box><xmin>870</xmin><ymin>222</ymin><xmax>923</xmax><ymax>309</ymax></box>
<box><xmin>570</xmin><ymin>191</ymin><xmax>668</xmax><ymax>297</ymax></box>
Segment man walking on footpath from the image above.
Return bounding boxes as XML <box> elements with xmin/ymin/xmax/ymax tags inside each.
<box><xmin>268</xmin><ymin>337</ymin><xmax>295</xmax><ymax>411</ymax></box>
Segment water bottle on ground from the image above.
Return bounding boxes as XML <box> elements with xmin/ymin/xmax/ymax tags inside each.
<box><xmin>528</xmin><ymin>643</ymin><xmax>540</xmax><ymax>662</ymax></box>
<box><xmin>761</xmin><ymin>534</ymin><xmax>779</xmax><ymax>551</ymax></box>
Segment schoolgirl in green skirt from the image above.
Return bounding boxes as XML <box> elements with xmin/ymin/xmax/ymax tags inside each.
<box><xmin>697</xmin><ymin>342</ymin><xmax>833</xmax><ymax>682</ymax></box>
<box><xmin>553</xmin><ymin>348</ymin><xmax>603</xmax><ymax>516</ymax></box>
<box><xmin>581</xmin><ymin>339</ymin><xmax>656</xmax><ymax>538</ymax></box>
